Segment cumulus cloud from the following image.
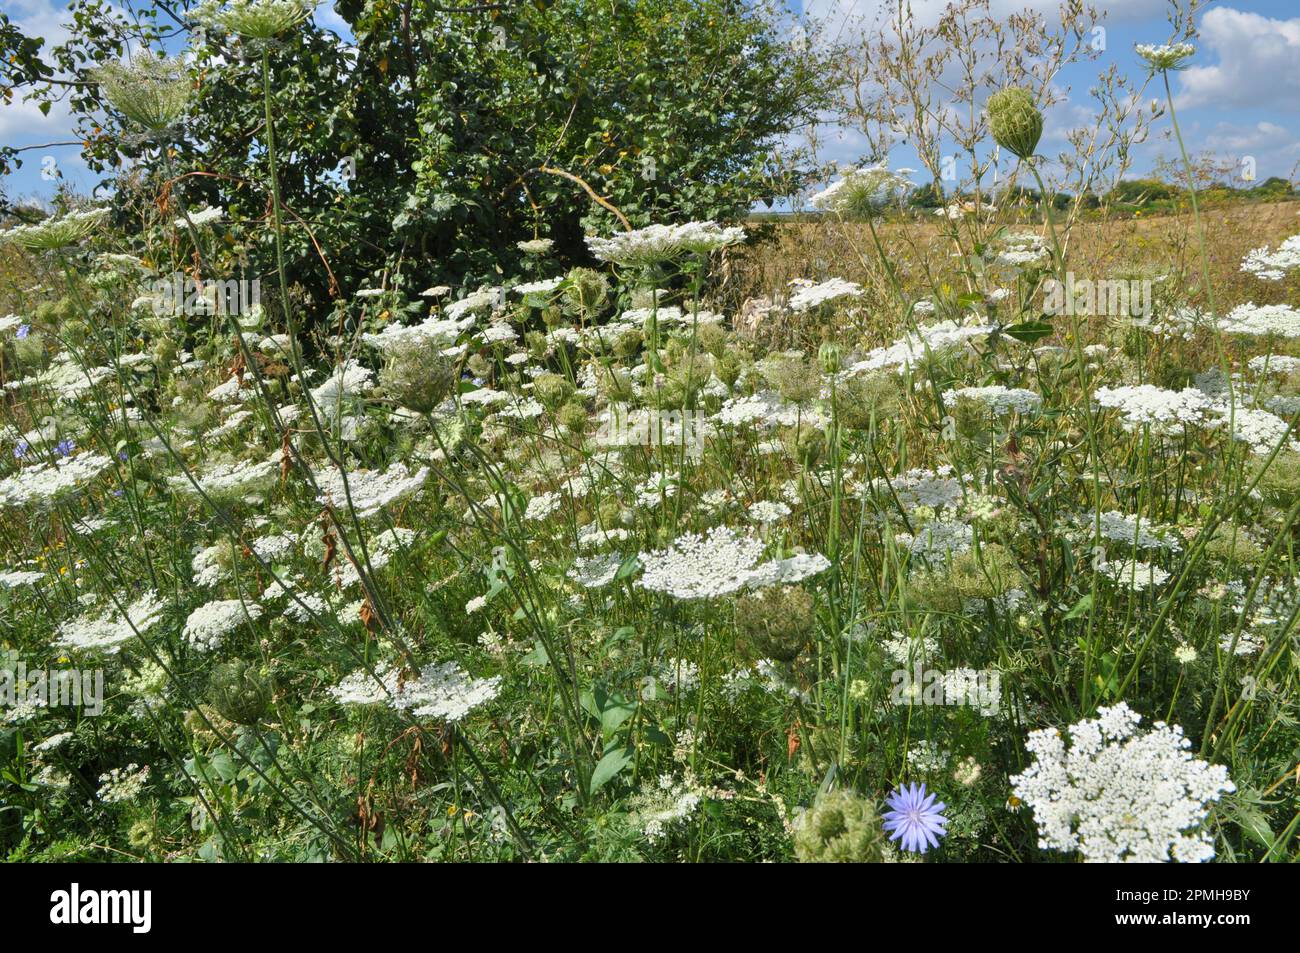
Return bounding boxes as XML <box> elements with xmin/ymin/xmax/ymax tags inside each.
<box><xmin>1177</xmin><ymin>8</ymin><xmax>1300</xmax><ymax>111</ymax></box>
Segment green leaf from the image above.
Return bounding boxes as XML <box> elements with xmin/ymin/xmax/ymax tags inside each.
<box><xmin>1063</xmin><ymin>594</ymin><xmax>1093</xmax><ymax>620</ymax></box>
<box><xmin>1004</xmin><ymin>320</ymin><xmax>1054</xmax><ymax>343</ymax></box>
<box><xmin>589</xmin><ymin>746</ymin><xmax>633</xmax><ymax>794</ymax></box>
<box><xmin>615</xmin><ymin>554</ymin><xmax>641</xmax><ymax>581</ymax></box>
<box><xmin>600</xmin><ymin>698</ymin><xmax>637</xmax><ymax>737</ymax></box>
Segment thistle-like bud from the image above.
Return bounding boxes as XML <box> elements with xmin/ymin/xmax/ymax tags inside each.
<box><xmin>379</xmin><ymin>342</ymin><xmax>456</xmax><ymax>413</ymax></box>
<box><xmin>793</xmin><ymin>789</ymin><xmax>887</xmax><ymax>863</ymax></box>
<box><xmin>562</xmin><ymin>267</ymin><xmax>610</xmax><ymax>319</ymax></box>
<box><xmin>94</xmin><ymin>53</ymin><xmax>192</xmax><ymax>134</ymax></box>
<box><xmin>735</xmin><ymin>585</ymin><xmax>814</xmax><ymax>663</ymax></box>
<box><xmin>817</xmin><ymin>341</ymin><xmax>842</xmax><ymax>375</ymax></box>
<box><xmin>986</xmin><ymin>87</ymin><xmax>1043</xmax><ymax>161</ymax></box>
<box><xmin>208</xmin><ymin>660</ymin><xmax>272</xmax><ymax>726</ymax></box>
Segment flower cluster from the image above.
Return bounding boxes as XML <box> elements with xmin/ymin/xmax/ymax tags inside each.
<box><xmin>1010</xmin><ymin>703</ymin><xmax>1234</xmax><ymax>862</ymax></box>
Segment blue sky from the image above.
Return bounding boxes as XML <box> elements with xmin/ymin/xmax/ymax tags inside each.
<box><xmin>3</xmin><ymin>0</ymin><xmax>1299</xmax><ymax>204</ymax></box>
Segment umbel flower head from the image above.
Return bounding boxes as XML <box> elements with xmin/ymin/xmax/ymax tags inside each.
<box><xmin>193</xmin><ymin>0</ymin><xmax>317</xmax><ymax>41</ymax></box>
<box><xmin>793</xmin><ymin>789</ymin><xmax>887</xmax><ymax>863</ymax></box>
<box><xmin>586</xmin><ymin>221</ymin><xmax>745</xmax><ymax>267</ymax></box>
<box><xmin>809</xmin><ymin>164</ymin><xmax>913</xmax><ymax>218</ymax></box>
<box><xmin>1010</xmin><ymin>702</ymin><xmax>1235</xmax><ymax>862</ymax></box>
<box><xmin>1136</xmin><ymin>42</ymin><xmax>1195</xmax><ymax>72</ymax></box>
<box><xmin>3</xmin><ymin>208</ymin><xmax>109</xmax><ymax>251</ymax></box>
<box><xmin>94</xmin><ymin>52</ymin><xmax>192</xmax><ymax>132</ymax></box>
<box><xmin>986</xmin><ymin>87</ymin><xmax>1043</xmax><ymax>161</ymax></box>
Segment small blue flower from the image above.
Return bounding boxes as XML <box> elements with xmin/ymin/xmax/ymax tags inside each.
<box><xmin>883</xmin><ymin>782</ymin><xmax>948</xmax><ymax>854</ymax></box>
<box><xmin>16</xmin><ymin>324</ymin><xmax>30</xmax><ymax>339</ymax></box>
<box><xmin>13</xmin><ymin>439</ymin><xmax>28</xmax><ymax>459</ymax></box>
<box><xmin>55</xmin><ymin>438</ymin><xmax>75</xmax><ymax>457</ymax></box>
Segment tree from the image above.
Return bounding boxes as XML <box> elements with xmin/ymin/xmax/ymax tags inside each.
<box><xmin>14</xmin><ymin>0</ymin><xmax>830</xmax><ymax>312</ymax></box>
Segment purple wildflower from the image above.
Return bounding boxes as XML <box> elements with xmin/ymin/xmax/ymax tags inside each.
<box><xmin>55</xmin><ymin>438</ymin><xmax>75</xmax><ymax>457</ymax></box>
<box><xmin>13</xmin><ymin>439</ymin><xmax>28</xmax><ymax>460</ymax></box>
<box><xmin>883</xmin><ymin>782</ymin><xmax>948</xmax><ymax>854</ymax></box>
<box><xmin>16</xmin><ymin>324</ymin><xmax>30</xmax><ymax>339</ymax></box>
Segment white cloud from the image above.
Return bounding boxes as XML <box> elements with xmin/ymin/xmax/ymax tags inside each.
<box><xmin>1177</xmin><ymin>7</ymin><xmax>1300</xmax><ymax>111</ymax></box>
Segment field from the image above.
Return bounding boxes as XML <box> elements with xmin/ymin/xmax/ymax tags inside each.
<box><xmin>2</xmin><ymin>189</ymin><xmax>1299</xmax><ymax>863</ymax></box>
<box><xmin>2</xmin><ymin>1</ymin><xmax>1300</xmax><ymax>867</ymax></box>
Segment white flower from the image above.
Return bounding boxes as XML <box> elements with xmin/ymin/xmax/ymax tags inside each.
<box><xmin>1093</xmin><ymin>384</ymin><xmax>1214</xmax><ymax>433</ymax></box>
<box><xmin>568</xmin><ymin>552</ymin><xmax>623</xmax><ymax>589</ymax></box>
<box><xmin>867</xmin><ymin>466</ymin><xmax>968</xmax><ymax>512</ymax></box>
<box><xmin>170</xmin><ymin>456</ymin><xmax>277</xmax><ymax>498</ymax></box>
<box><xmin>1212</xmin><ymin>405</ymin><xmax>1297</xmax><ymax>455</ymax></box>
<box><xmin>747</xmin><ymin>500</ymin><xmax>791</xmax><ymax>525</ymax></box>
<box><xmin>0</xmin><ymin>453</ymin><xmax>115</xmax><ymax>508</ymax></box>
<box><xmin>897</xmin><ymin>519</ymin><xmax>974</xmax><ymax>560</ymax></box>
<box><xmin>786</xmin><ymin>278</ymin><xmax>863</xmax><ymax>312</ymax></box>
<box><xmin>1099</xmin><ymin>558</ymin><xmax>1170</xmax><ymax>591</ymax></box>
<box><xmin>990</xmin><ymin>231</ymin><xmax>1048</xmax><ymax>268</ymax></box>
<box><xmin>1090</xmin><ymin>511</ymin><xmax>1181</xmax><ymax>552</ymax></box>
<box><xmin>517</xmin><ymin>238</ymin><xmax>554</xmax><ymax>255</ymax></box>
<box><xmin>55</xmin><ymin>591</ymin><xmax>167</xmax><ymax>655</ymax></box>
<box><xmin>524</xmin><ymin>491</ymin><xmax>562</xmax><ymax>522</ymax></box>
<box><xmin>944</xmin><ymin>385</ymin><xmax>1042</xmax><ymax>415</ymax></box>
<box><xmin>743</xmin><ymin>551</ymin><xmax>832</xmax><ymax>588</ymax></box>
<box><xmin>97</xmin><ymin>764</ymin><xmax>150</xmax><ymax>804</ymax></box>
<box><xmin>1219</xmin><ymin>303</ymin><xmax>1300</xmax><ymax>338</ymax></box>
<box><xmin>314</xmin><ymin>462</ymin><xmax>429</xmax><ymax>518</ymax></box>
<box><xmin>311</xmin><ymin>360</ymin><xmax>373</xmax><ymax>421</ymax></box>
<box><xmin>637</xmin><ymin>526</ymin><xmax>766</xmax><ymax>600</ymax></box>
<box><xmin>34</xmin><ymin>731</ymin><xmax>74</xmax><ymax>753</ymax></box>
<box><xmin>1011</xmin><ymin>702</ymin><xmax>1234</xmax><ymax>862</ymax></box>
<box><xmin>183</xmin><ymin>599</ymin><xmax>262</xmax><ymax>651</ymax></box>
<box><xmin>1242</xmin><ymin>233</ymin><xmax>1300</xmax><ymax>281</ymax></box>
<box><xmin>514</xmin><ymin>277</ymin><xmax>563</xmax><ymax>296</ymax></box>
<box><xmin>585</xmin><ymin>221</ymin><xmax>745</xmax><ymax>266</ymax></box>
<box><xmin>808</xmin><ymin>164</ymin><xmax>912</xmax><ymax>214</ymax></box>
<box><xmin>176</xmin><ymin>205</ymin><xmax>224</xmax><ymax>228</ymax></box>
<box><xmin>1135</xmin><ymin>42</ymin><xmax>1195</xmax><ymax>71</ymax></box>
<box><xmin>388</xmin><ymin>661</ymin><xmax>501</xmax><ymax>722</ymax></box>
<box><xmin>0</xmin><ymin>569</ymin><xmax>45</xmax><ymax>588</ymax></box>
<box><xmin>846</xmin><ymin>319</ymin><xmax>997</xmax><ymax>375</ymax></box>
<box><xmin>329</xmin><ymin>662</ymin><xmax>401</xmax><ymax>706</ymax></box>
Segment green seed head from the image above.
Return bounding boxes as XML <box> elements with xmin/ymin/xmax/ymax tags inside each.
<box><xmin>208</xmin><ymin>659</ymin><xmax>273</xmax><ymax>726</ymax></box>
<box><xmin>987</xmin><ymin>87</ymin><xmax>1043</xmax><ymax>161</ymax></box>
<box><xmin>793</xmin><ymin>789</ymin><xmax>887</xmax><ymax>863</ymax></box>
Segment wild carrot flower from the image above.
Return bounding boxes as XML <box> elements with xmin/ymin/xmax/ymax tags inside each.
<box><xmin>94</xmin><ymin>52</ymin><xmax>192</xmax><ymax>132</ymax></box>
<box><xmin>1010</xmin><ymin>703</ymin><xmax>1234</xmax><ymax>862</ymax></box>
<box><xmin>1135</xmin><ymin>42</ymin><xmax>1195</xmax><ymax>72</ymax></box>
<box><xmin>193</xmin><ymin>0</ymin><xmax>316</xmax><ymax>40</ymax></box>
